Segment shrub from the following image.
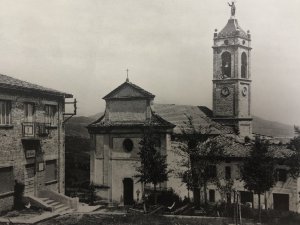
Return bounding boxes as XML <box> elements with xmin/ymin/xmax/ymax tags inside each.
<box><xmin>146</xmin><ymin>189</ymin><xmax>183</xmax><ymax>208</ymax></box>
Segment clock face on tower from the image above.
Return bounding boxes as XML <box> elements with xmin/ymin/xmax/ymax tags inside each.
<box><xmin>221</xmin><ymin>87</ymin><xmax>230</xmax><ymax>97</ymax></box>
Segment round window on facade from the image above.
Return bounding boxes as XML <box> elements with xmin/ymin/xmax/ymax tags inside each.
<box><xmin>123</xmin><ymin>139</ymin><xmax>134</xmax><ymax>152</ymax></box>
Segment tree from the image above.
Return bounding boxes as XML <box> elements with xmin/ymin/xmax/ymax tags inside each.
<box><xmin>285</xmin><ymin>126</ymin><xmax>300</xmax><ymax>178</ymax></box>
<box><xmin>136</xmin><ymin>128</ymin><xmax>170</xmax><ymax>206</ymax></box>
<box><xmin>241</xmin><ymin>138</ymin><xmax>276</xmax><ymax>222</ymax></box>
<box><xmin>174</xmin><ymin>115</ymin><xmax>228</xmax><ymax>208</ymax></box>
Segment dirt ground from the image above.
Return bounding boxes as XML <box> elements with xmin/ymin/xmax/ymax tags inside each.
<box><xmin>38</xmin><ymin>214</ymin><xmax>223</xmax><ymax>225</ymax></box>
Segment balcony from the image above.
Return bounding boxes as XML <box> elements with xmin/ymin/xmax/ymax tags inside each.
<box><xmin>22</xmin><ymin>122</ymin><xmax>51</xmax><ymax>138</ymax></box>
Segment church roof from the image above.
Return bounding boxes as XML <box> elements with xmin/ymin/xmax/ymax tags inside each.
<box><xmin>152</xmin><ymin>104</ymin><xmax>233</xmax><ymax>135</ymax></box>
<box><xmin>88</xmin><ymin>103</ymin><xmax>233</xmax><ymax>133</ymax></box>
<box><xmin>103</xmin><ymin>81</ymin><xmax>155</xmax><ymax>100</ymax></box>
<box><xmin>217</xmin><ymin>19</ymin><xmax>249</xmax><ymax>40</ymax></box>
<box><xmin>88</xmin><ymin>112</ymin><xmax>175</xmax><ymax>129</ymax></box>
<box><xmin>0</xmin><ymin>74</ymin><xmax>73</xmax><ymax>98</ymax></box>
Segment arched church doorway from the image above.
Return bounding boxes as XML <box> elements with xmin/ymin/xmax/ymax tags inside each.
<box><xmin>123</xmin><ymin>178</ymin><xmax>134</xmax><ymax>205</ymax></box>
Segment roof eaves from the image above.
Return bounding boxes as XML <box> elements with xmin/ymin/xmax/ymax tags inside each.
<box><xmin>0</xmin><ymin>83</ymin><xmax>73</xmax><ymax>98</ymax></box>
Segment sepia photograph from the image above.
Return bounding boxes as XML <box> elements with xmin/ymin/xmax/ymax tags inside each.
<box><xmin>0</xmin><ymin>0</ymin><xmax>299</xmax><ymax>224</ymax></box>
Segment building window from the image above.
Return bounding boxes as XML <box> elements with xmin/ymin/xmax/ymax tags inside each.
<box><xmin>0</xmin><ymin>100</ymin><xmax>11</xmax><ymax>125</ymax></box>
<box><xmin>25</xmin><ymin>103</ymin><xmax>35</xmax><ymax>122</ymax></box>
<box><xmin>0</xmin><ymin>166</ymin><xmax>14</xmax><ymax>194</ymax></box>
<box><xmin>221</xmin><ymin>51</ymin><xmax>232</xmax><ymax>78</ymax></box>
<box><xmin>241</xmin><ymin>52</ymin><xmax>248</xmax><ymax>78</ymax></box>
<box><xmin>45</xmin><ymin>160</ymin><xmax>57</xmax><ymax>183</ymax></box>
<box><xmin>209</xmin><ymin>190</ymin><xmax>215</xmax><ymax>202</ymax></box>
<box><xmin>276</xmin><ymin>169</ymin><xmax>287</xmax><ymax>182</ymax></box>
<box><xmin>225</xmin><ymin>166</ymin><xmax>231</xmax><ymax>180</ymax></box>
<box><xmin>273</xmin><ymin>193</ymin><xmax>289</xmax><ymax>211</ymax></box>
<box><xmin>240</xmin><ymin>191</ymin><xmax>253</xmax><ymax>207</ymax></box>
<box><xmin>226</xmin><ymin>193</ymin><xmax>231</xmax><ymax>203</ymax></box>
<box><xmin>45</xmin><ymin>105</ymin><xmax>57</xmax><ymax>126</ymax></box>
<box><xmin>153</xmin><ymin>135</ymin><xmax>161</xmax><ymax>148</ymax></box>
<box><xmin>123</xmin><ymin>139</ymin><xmax>134</xmax><ymax>152</ymax></box>
<box><xmin>206</xmin><ymin>165</ymin><xmax>217</xmax><ymax>179</ymax></box>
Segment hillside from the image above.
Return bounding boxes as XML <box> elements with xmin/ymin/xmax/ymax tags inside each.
<box><xmin>65</xmin><ymin>116</ymin><xmax>95</xmax><ymax>138</ymax></box>
<box><xmin>65</xmin><ymin>113</ymin><xmax>295</xmax><ymax>139</ymax></box>
<box><xmin>252</xmin><ymin>116</ymin><xmax>294</xmax><ymax>138</ymax></box>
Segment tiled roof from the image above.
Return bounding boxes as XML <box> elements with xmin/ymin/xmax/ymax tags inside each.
<box><xmin>88</xmin><ymin>113</ymin><xmax>175</xmax><ymax>129</ymax></box>
<box><xmin>172</xmin><ymin>135</ymin><xmax>294</xmax><ymax>160</ymax></box>
<box><xmin>207</xmin><ymin>136</ymin><xmax>294</xmax><ymax>159</ymax></box>
<box><xmin>0</xmin><ymin>74</ymin><xmax>72</xmax><ymax>98</ymax></box>
<box><xmin>88</xmin><ymin>103</ymin><xmax>232</xmax><ymax>133</ymax></box>
<box><xmin>151</xmin><ymin>104</ymin><xmax>233</xmax><ymax>135</ymax></box>
<box><xmin>217</xmin><ymin>19</ymin><xmax>249</xmax><ymax>39</ymax></box>
<box><xmin>103</xmin><ymin>81</ymin><xmax>155</xmax><ymax>100</ymax></box>
<box><xmin>267</xmin><ymin>145</ymin><xmax>295</xmax><ymax>159</ymax></box>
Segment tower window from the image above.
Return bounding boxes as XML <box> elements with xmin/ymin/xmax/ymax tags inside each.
<box><xmin>221</xmin><ymin>52</ymin><xmax>231</xmax><ymax>78</ymax></box>
<box><xmin>241</xmin><ymin>52</ymin><xmax>247</xmax><ymax>78</ymax></box>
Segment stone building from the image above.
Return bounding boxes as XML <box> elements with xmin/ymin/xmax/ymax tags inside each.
<box><xmin>0</xmin><ymin>74</ymin><xmax>74</xmax><ymax>212</ymax></box>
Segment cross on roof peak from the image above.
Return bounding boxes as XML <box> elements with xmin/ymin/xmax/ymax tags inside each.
<box><xmin>126</xmin><ymin>69</ymin><xmax>129</xmax><ymax>82</ymax></box>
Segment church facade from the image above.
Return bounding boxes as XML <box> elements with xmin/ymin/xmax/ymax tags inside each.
<box><xmin>88</xmin><ymin>81</ymin><xmax>174</xmax><ymax>205</ymax></box>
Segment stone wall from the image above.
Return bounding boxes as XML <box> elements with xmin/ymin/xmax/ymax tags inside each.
<box><xmin>0</xmin><ymin>90</ymin><xmax>65</xmax><ymax>212</ymax></box>
<box><xmin>214</xmin><ymin>83</ymin><xmax>235</xmax><ymax>117</ymax></box>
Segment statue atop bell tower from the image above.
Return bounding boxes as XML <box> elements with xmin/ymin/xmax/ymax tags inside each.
<box><xmin>228</xmin><ymin>1</ymin><xmax>236</xmax><ymax>18</ymax></box>
<box><xmin>212</xmin><ymin>2</ymin><xmax>252</xmax><ymax>138</ymax></box>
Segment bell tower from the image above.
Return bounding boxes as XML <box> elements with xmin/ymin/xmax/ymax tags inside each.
<box><xmin>212</xmin><ymin>3</ymin><xmax>252</xmax><ymax>138</ymax></box>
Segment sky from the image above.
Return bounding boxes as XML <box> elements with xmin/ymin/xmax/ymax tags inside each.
<box><xmin>0</xmin><ymin>0</ymin><xmax>299</xmax><ymax>125</ymax></box>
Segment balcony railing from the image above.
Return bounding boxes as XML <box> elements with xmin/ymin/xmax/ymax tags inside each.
<box><xmin>22</xmin><ymin>122</ymin><xmax>51</xmax><ymax>137</ymax></box>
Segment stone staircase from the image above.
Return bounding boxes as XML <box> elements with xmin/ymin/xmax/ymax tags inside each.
<box><xmin>39</xmin><ymin>197</ymin><xmax>75</xmax><ymax>215</ymax></box>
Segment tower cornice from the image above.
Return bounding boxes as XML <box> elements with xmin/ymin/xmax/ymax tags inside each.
<box><xmin>212</xmin><ymin>45</ymin><xmax>252</xmax><ymax>50</ymax></box>
<box><xmin>212</xmin><ymin>79</ymin><xmax>252</xmax><ymax>83</ymax></box>
<box><xmin>214</xmin><ymin>36</ymin><xmax>251</xmax><ymax>41</ymax></box>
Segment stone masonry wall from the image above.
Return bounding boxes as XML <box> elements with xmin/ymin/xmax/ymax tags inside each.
<box><xmin>0</xmin><ymin>90</ymin><xmax>65</xmax><ymax>212</ymax></box>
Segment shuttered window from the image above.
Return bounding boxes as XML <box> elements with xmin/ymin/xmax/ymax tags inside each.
<box><xmin>25</xmin><ymin>103</ymin><xmax>35</xmax><ymax>122</ymax></box>
<box><xmin>0</xmin><ymin>166</ymin><xmax>14</xmax><ymax>194</ymax></box>
<box><xmin>45</xmin><ymin>160</ymin><xmax>57</xmax><ymax>183</ymax></box>
<box><xmin>0</xmin><ymin>101</ymin><xmax>11</xmax><ymax>125</ymax></box>
<box><xmin>45</xmin><ymin>105</ymin><xmax>57</xmax><ymax>126</ymax></box>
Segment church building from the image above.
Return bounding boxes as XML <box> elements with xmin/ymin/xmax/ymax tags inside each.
<box><xmin>88</xmin><ymin>5</ymin><xmax>300</xmax><ymax>212</ymax></box>
<box><xmin>88</xmin><ymin>80</ymin><xmax>175</xmax><ymax>205</ymax></box>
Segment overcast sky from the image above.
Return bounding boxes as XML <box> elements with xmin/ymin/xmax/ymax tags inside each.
<box><xmin>0</xmin><ymin>0</ymin><xmax>299</xmax><ymax>125</ymax></box>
